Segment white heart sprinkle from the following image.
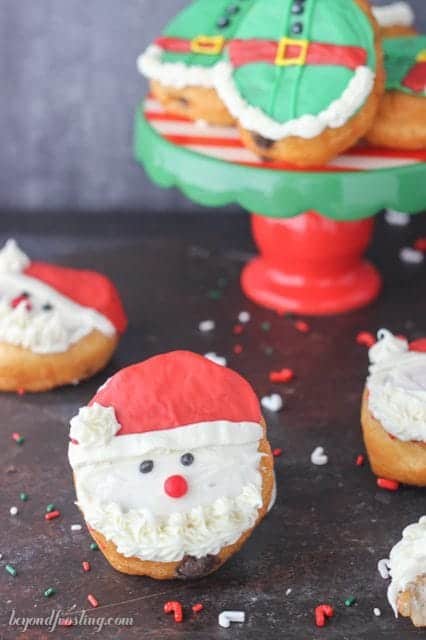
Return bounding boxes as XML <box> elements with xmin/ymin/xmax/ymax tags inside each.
<box><xmin>199</xmin><ymin>320</ymin><xmax>215</xmax><ymax>332</ymax></box>
<box><xmin>218</xmin><ymin>611</ymin><xmax>245</xmax><ymax>629</ymax></box>
<box><xmin>310</xmin><ymin>446</ymin><xmax>328</xmax><ymax>466</ymax></box>
<box><xmin>261</xmin><ymin>393</ymin><xmax>283</xmax><ymax>412</ymax></box>
<box><xmin>377</xmin><ymin>558</ymin><xmax>390</xmax><ymax>579</ymax></box>
<box><xmin>399</xmin><ymin>247</ymin><xmax>424</xmax><ymax>265</ymax></box>
<box><xmin>238</xmin><ymin>311</ymin><xmax>251</xmax><ymax>324</ymax></box>
<box><xmin>204</xmin><ymin>352</ymin><xmax>227</xmax><ymax>366</ymax></box>
<box><xmin>373</xmin><ymin>607</ymin><xmax>382</xmax><ymax>617</ymax></box>
<box><xmin>384</xmin><ymin>209</ymin><xmax>410</xmax><ymax>227</ymax></box>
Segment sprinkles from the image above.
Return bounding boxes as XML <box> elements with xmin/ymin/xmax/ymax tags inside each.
<box><xmin>377</xmin><ymin>478</ymin><xmax>399</xmax><ymax>491</ymax></box>
<box><xmin>164</xmin><ymin>601</ymin><xmax>183</xmax><ymax>623</ymax></box>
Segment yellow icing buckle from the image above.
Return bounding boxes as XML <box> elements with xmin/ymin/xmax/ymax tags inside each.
<box><xmin>416</xmin><ymin>49</ymin><xmax>426</xmax><ymax>62</ymax></box>
<box><xmin>275</xmin><ymin>38</ymin><xmax>309</xmax><ymax>66</ymax></box>
<box><xmin>190</xmin><ymin>35</ymin><xmax>225</xmax><ymax>56</ymax></box>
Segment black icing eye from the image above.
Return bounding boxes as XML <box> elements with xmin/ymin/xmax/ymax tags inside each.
<box><xmin>139</xmin><ymin>460</ymin><xmax>154</xmax><ymax>474</ymax></box>
<box><xmin>180</xmin><ymin>453</ymin><xmax>194</xmax><ymax>467</ymax></box>
<box><xmin>42</xmin><ymin>303</ymin><xmax>53</xmax><ymax>311</ymax></box>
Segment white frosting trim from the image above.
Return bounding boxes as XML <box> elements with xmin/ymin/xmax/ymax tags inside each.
<box><xmin>367</xmin><ymin>330</ymin><xmax>426</xmax><ymax>442</ymax></box>
<box><xmin>77</xmin><ymin>482</ymin><xmax>263</xmax><ymax>562</ymax></box>
<box><xmin>138</xmin><ymin>44</ymin><xmax>217</xmax><ymax>90</ymax></box>
<box><xmin>372</xmin><ymin>2</ymin><xmax>415</xmax><ymax>28</ymax></box>
<box><xmin>69</xmin><ymin>419</ymin><xmax>263</xmax><ymax>469</ymax></box>
<box><xmin>214</xmin><ymin>62</ymin><xmax>375</xmax><ymax>140</ymax></box>
<box><xmin>0</xmin><ymin>239</ymin><xmax>30</xmax><ymax>274</ymax></box>
<box><xmin>388</xmin><ymin>516</ymin><xmax>426</xmax><ymax>616</ymax></box>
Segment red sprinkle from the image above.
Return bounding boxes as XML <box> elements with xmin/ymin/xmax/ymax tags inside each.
<box><xmin>82</xmin><ymin>561</ymin><xmax>91</xmax><ymax>572</ymax></box>
<box><xmin>192</xmin><ymin>603</ymin><xmax>204</xmax><ymax>613</ymax></box>
<box><xmin>233</xmin><ymin>324</ymin><xmax>244</xmax><ymax>336</ymax></box>
<box><xmin>414</xmin><ymin>237</ymin><xmax>426</xmax><ymax>252</ymax></box>
<box><xmin>315</xmin><ymin>604</ymin><xmax>334</xmax><ymax>627</ymax></box>
<box><xmin>164</xmin><ymin>601</ymin><xmax>183</xmax><ymax>623</ymax></box>
<box><xmin>17</xmin><ymin>388</ymin><xmax>26</xmax><ymax>396</ymax></box>
<box><xmin>356</xmin><ymin>454</ymin><xmax>365</xmax><ymax>467</ymax></box>
<box><xmin>356</xmin><ymin>332</ymin><xmax>376</xmax><ymax>348</ymax></box>
<box><xmin>294</xmin><ymin>320</ymin><xmax>310</xmax><ymax>334</ymax></box>
<box><xmin>273</xmin><ymin>448</ymin><xmax>283</xmax><ymax>457</ymax></box>
<box><xmin>87</xmin><ymin>594</ymin><xmax>99</xmax><ymax>608</ymax></box>
<box><xmin>377</xmin><ymin>478</ymin><xmax>400</xmax><ymax>491</ymax></box>
<box><xmin>44</xmin><ymin>510</ymin><xmax>61</xmax><ymax>521</ymax></box>
<box><xmin>233</xmin><ymin>344</ymin><xmax>243</xmax><ymax>355</ymax></box>
<box><xmin>269</xmin><ymin>368</ymin><xmax>294</xmax><ymax>384</ymax></box>
<box><xmin>12</xmin><ymin>432</ymin><xmax>22</xmax><ymax>442</ymax></box>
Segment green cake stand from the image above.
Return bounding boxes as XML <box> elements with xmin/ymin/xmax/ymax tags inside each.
<box><xmin>134</xmin><ymin>97</ymin><xmax>425</xmax><ymax>315</ymax></box>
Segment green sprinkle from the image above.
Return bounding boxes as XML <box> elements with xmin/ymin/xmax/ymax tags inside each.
<box><xmin>261</xmin><ymin>322</ymin><xmax>271</xmax><ymax>332</ymax></box>
<box><xmin>90</xmin><ymin>542</ymin><xmax>99</xmax><ymax>551</ymax></box>
<box><xmin>5</xmin><ymin>564</ymin><xmax>17</xmax><ymax>577</ymax></box>
<box><xmin>19</xmin><ymin>492</ymin><xmax>28</xmax><ymax>502</ymax></box>
<box><xmin>345</xmin><ymin>596</ymin><xmax>357</xmax><ymax>607</ymax></box>
<box><xmin>44</xmin><ymin>587</ymin><xmax>56</xmax><ymax>598</ymax></box>
<box><xmin>16</xmin><ymin>436</ymin><xmax>25</xmax><ymax>445</ymax></box>
<box><xmin>46</xmin><ymin>504</ymin><xmax>55</xmax><ymax>513</ymax></box>
<box><xmin>208</xmin><ymin>289</ymin><xmax>222</xmax><ymax>300</ymax></box>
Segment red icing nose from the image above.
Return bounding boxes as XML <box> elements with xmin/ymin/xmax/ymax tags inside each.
<box><xmin>164</xmin><ymin>475</ymin><xmax>188</xmax><ymax>499</ymax></box>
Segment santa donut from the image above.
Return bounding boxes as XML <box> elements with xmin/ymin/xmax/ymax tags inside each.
<box><xmin>68</xmin><ymin>351</ymin><xmax>275</xmax><ymax>579</ymax></box>
<box><xmin>361</xmin><ymin>330</ymin><xmax>426</xmax><ymax>486</ymax></box>
<box><xmin>0</xmin><ymin>239</ymin><xmax>127</xmax><ymax>392</ymax></box>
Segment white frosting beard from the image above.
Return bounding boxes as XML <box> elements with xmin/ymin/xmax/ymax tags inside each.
<box><xmin>74</xmin><ymin>442</ymin><xmax>264</xmax><ymax>562</ymax></box>
<box><xmin>388</xmin><ymin>517</ymin><xmax>426</xmax><ymax>616</ymax></box>
<box><xmin>367</xmin><ymin>330</ymin><xmax>426</xmax><ymax>442</ymax></box>
<box><xmin>372</xmin><ymin>2</ymin><xmax>415</xmax><ymax>28</ymax></box>
<box><xmin>138</xmin><ymin>45</ymin><xmax>217</xmax><ymax>90</ymax></box>
<box><xmin>0</xmin><ymin>241</ymin><xmax>115</xmax><ymax>354</ymax></box>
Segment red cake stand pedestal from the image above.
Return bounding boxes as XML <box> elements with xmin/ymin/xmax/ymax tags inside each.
<box><xmin>135</xmin><ymin>97</ymin><xmax>425</xmax><ymax>315</ymax></box>
<box><xmin>245</xmin><ymin>212</ymin><xmax>380</xmax><ymax>315</ymax></box>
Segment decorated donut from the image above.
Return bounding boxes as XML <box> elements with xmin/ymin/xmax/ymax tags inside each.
<box><xmin>212</xmin><ymin>0</ymin><xmax>384</xmax><ymax>166</ymax></box>
<box><xmin>372</xmin><ymin>1</ymin><xmax>417</xmax><ymax>38</ymax></box>
<box><xmin>68</xmin><ymin>351</ymin><xmax>275</xmax><ymax>579</ymax></box>
<box><xmin>0</xmin><ymin>239</ymin><xmax>127</xmax><ymax>392</ymax></box>
<box><xmin>387</xmin><ymin>517</ymin><xmax>426</xmax><ymax>627</ymax></box>
<box><xmin>361</xmin><ymin>330</ymin><xmax>426</xmax><ymax>486</ymax></box>
<box><xmin>366</xmin><ymin>35</ymin><xmax>426</xmax><ymax>150</ymax></box>
<box><xmin>138</xmin><ymin>0</ymin><xmax>257</xmax><ymax>125</ymax></box>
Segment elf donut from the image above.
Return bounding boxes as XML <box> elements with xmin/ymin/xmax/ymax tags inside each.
<box><xmin>213</xmin><ymin>0</ymin><xmax>384</xmax><ymax>167</ymax></box>
<box><xmin>361</xmin><ymin>330</ymin><xmax>426</xmax><ymax>486</ymax></box>
<box><xmin>138</xmin><ymin>0</ymin><xmax>257</xmax><ymax>125</ymax></box>
<box><xmin>68</xmin><ymin>351</ymin><xmax>275</xmax><ymax>580</ymax></box>
<box><xmin>0</xmin><ymin>239</ymin><xmax>127</xmax><ymax>392</ymax></box>
<box><xmin>366</xmin><ymin>35</ymin><xmax>426</xmax><ymax>150</ymax></box>
<box><xmin>372</xmin><ymin>2</ymin><xmax>417</xmax><ymax>38</ymax></box>
<box><xmin>387</xmin><ymin>517</ymin><xmax>426</xmax><ymax>627</ymax></box>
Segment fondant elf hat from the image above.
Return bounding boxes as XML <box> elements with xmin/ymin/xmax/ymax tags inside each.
<box><xmin>138</xmin><ymin>0</ymin><xmax>256</xmax><ymax>89</ymax></box>
<box><xmin>69</xmin><ymin>351</ymin><xmax>263</xmax><ymax>469</ymax></box>
<box><xmin>383</xmin><ymin>35</ymin><xmax>426</xmax><ymax>95</ymax></box>
<box><xmin>214</xmin><ymin>0</ymin><xmax>379</xmax><ymax>141</ymax></box>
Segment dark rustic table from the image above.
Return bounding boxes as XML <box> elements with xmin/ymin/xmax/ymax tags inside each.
<box><xmin>0</xmin><ymin>209</ymin><xmax>425</xmax><ymax>640</ymax></box>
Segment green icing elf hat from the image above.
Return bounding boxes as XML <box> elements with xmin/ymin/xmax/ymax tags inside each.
<box><xmin>214</xmin><ymin>0</ymin><xmax>378</xmax><ymax>141</ymax></box>
<box><xmin>138</xmin><ymin>0</ymin><xmax>256</xmax><ymax>90</ymax></box>
<box><xmin>384</xmin><ymin>35</ymin><xmax>426</xmax><ymax>96</ymax></box>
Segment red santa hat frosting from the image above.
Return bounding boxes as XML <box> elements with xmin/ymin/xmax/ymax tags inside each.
<box><xmin>26</xmin><ymin>262</ymin><xmax>127</xmax><ymax>333</ymax></box>
<box><xmin>69</xmin><ymin>351</ymin><xmax>263</xmax><ymax>469</ymax></box>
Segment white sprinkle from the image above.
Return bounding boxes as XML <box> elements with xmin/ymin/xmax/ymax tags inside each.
<box><xmin>238</xmin><ymin>311</ymin><xmax>251</xmax><ymax>324</ymax></box>
<box><xmin>9</xmin><ymin>506</ymin><xmax>18</xmax><ymax>516</ymax></box>
<box><xmin>310</xmin><ymin>446</ymin><xmax>328</xmax><ymax>466</ymax></box>
<box><xmin>261</xmin><ymin>393</ymin><xmax>284</xmax><ymax>413</ymax></box>
<box><xmin>218</xmin><ymin>611</ymin><xmax>245</xmax><ymax>629</ymax></box>
<box><xmin>373</xmin><ymin>607</ymin><xmax>382</xmax><ymax>617</ymax></box>
<box><xmin>199</xmin><ymin>320</ymin><xmax>215</xmax><ymax>333</ymax></box>
<box><xmin>377</xmin><ymin>558</ymin><xmax>390</xmax><ymax>579</ymax></box>
<box><xmin>71</xmin><ymin>524</ymin><xmax>82</xmax><ymax>532</ymax></box>
<box><xmin>204</xmin><ymin>352</ymin><xmax>227</xmax><ymax>366</ymax></box>
<box><xmin>0</xmin><ymin>553</ymin><xmax>3</xmax><ymax>560</ymax></box>
<box><xmin>285</xmin><ymin>588</ymin><xmax>292</xmax><ymax>596</ymax></box>
<box><xmin>384</xmin><ymin>209</ymin><xmax>410</xmax><ymax>226</ymax></box>
<box><xmin>399</xmin><ymin>247</ymin><xmax>424</xmax><ymax>265</ymax></box>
